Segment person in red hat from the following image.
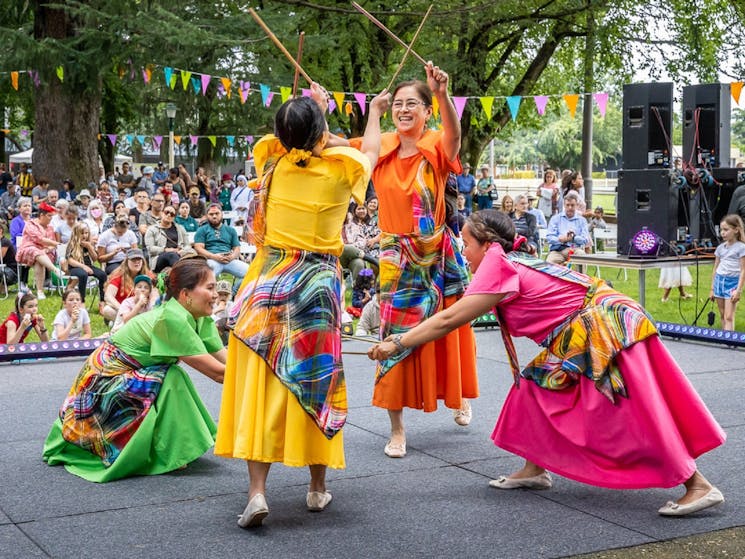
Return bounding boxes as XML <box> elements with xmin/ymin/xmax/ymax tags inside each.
<box><xmin>210</xmin><ymin>173</ymin><xmax>233</xmax><ymax>211</ymax></box>
<box><xmin>17</xmin><ymin>202</ymin><xmax>69</xmax><ymax>299</ymax></box>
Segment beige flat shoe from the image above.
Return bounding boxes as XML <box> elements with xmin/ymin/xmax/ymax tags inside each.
<box><xmin>658</xmin><ymin>487</ymin><xmax>724</xmax><ymax>516</ymax></box>
<box><xmin>453</xmin><ymin>400</ymin><xmax>472</xmax><ymax>426</ymax></box>
<box><xmin>489</xmin><ymin>472</ymin><xmax>553</xmax><ymax>490</ymax></box>
<box><xmin>384</xmin><ymin>440</ymin><xmax>406</xmax><ymax>458</ymax></box>
<box><xmin>237</xmin><ymin>493</ymin><xmax>269</xmax><ymax>528</ymax></box>
<box><xmin>307</xmin><ymin>491</ymin><xmax>333</xmax><ymax>512</ymax></box>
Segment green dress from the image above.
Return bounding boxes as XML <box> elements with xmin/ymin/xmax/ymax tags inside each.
<box><xmin>42</xmin><ymin>298</ymin><xmax>223</xmax><ymax>482</ymax></box>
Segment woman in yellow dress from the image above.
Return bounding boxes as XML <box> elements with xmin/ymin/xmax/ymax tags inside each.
<box><xmin>215</xmin><ymin>85</ymin><xmax>390</xmax><ymax>528</ymax></box>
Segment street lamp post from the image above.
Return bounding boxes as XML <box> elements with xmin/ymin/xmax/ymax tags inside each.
<box><xmin>166</xmin><ymin>103</ymin><xmax>177</xmax><ymax>169</ymax></box>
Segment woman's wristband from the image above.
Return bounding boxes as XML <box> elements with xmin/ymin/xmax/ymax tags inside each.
<box><xmin>391</xmin><ymin>334</ymin><xmax>406</xmax><ymax>354</ymax></box>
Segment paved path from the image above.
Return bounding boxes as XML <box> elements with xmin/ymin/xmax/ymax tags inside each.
<box><xmin>1</xmin><ymin>331</ymin><xmax>742</xmax><ymax>558</ymax></box>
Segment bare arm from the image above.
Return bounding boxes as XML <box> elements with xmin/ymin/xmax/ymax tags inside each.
<box><xmin>360</xmin><ymin>90</ymin><xmax>391</xmax><ymax>170</ymax></box>
<box><xmin>368</xmin><ymin>293</ymin><xmax>503</xmax><ymax>360</ymax></box>
<box><xmin>426</xmin><ymin>62</ymin><xmax>461</xmax><ymax>162</ymax></box>
<box><xmin>180</xmin><ymin>353</ymin><xmax>225</xmax><ymax>383</ymax></box>
<box><xmin>211</xmin><ymin>347</ymin><xmax>227</xmax><ymax>365</ymax></box>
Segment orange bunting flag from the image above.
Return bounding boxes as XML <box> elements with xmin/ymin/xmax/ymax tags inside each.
<box><xmin>220</xmin><ymin>77</ymin><xmax>232</xmax><ymax>98</ymax></box>
<box><xmin>10</xmin><ymin>72</ymin><xmax>19</xmax><ymax>90</ymax></box>
<box><xmin>432</xmin><ymin>97</ymin><xmax>439</xmax><ymax>119</ymax></box>
<box><xmin>563</xmin><ymin>94</ymin><xmax>580</xmax><ymax>118</ymax></box>
<box><xmin>97</xmin><ymin>134</ymin><xmax>101</xmax><ymax>140</ymax></box>
<box><xmin>333</xmin><ymin>91</ymin><xmax>345</xmax><ymax>110</ymax></box>
<box><xmin>181</xmin><ymin>70</ymin><xmax>192</xmax><ymax>91</ymax></box>
<box><xmin>344</xmin><ymin>101</ymin><xmax>353</xmax><ymax>115</ymax></box>
<box><xmin>479</xmin><ymin>97</ymin><xmax>494</xmax><ymax>119</ymax></box>
<box><xmin>174</xmin><ymin>135</ymin><xmax>182</xmax><ymax>145</ymax></box>
<box><xmin>731</xmin><ymin>82</ymin><xmax>743</xmax><ymax>105</ymax></box>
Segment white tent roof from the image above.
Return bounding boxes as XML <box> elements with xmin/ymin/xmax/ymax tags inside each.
<box><xmin>8</xmin><ymin>148</ymin><xmax>133</xmax><ymax>166</ymax></box>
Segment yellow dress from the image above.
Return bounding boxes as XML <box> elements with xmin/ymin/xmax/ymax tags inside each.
<box><xmin>214</xmin><ymin>136</ymin><xmax>370</xmax><ymax>468</ymax></box>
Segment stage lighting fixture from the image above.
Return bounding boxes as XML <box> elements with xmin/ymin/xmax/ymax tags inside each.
<box><xmin>656</xmin><ymin>322</ymin><xmax>745</xmax><ymax>348</ymax></box>
<box><xmin>0</xmin><ymin>338</ymin><xmax>105</xmax><ymax>364</ymax></box>
<box><xmin>630</xmin><ymin>227</ymin><xmax>661</xmax><ymax>258</ymax></box>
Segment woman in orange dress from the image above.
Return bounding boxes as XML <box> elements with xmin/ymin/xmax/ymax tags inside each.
<box><xmin>354</xmin><ymin>62</ymin><xmax>477</xmax><ymax>457</ymax></box>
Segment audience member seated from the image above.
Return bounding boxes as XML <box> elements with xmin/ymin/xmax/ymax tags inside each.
<box><xmin>211</xmin><ymin>279</ymin><xmax>234</xmax><ymax>345</ymax></box>
<box><xmin>546</xmin><ymin>192</ymin><xmax>590</xmax><ymax>266</ymax></box>
<box><xmin>186</xmin><ymin>186</ymin><xmax>207</xmax><ymax>223</ymax></box>
<box><xmin>84</xmin><ymin>199</ymin><xmax>106</xmax><ymax>243</ymax></box>
<box><xmin>10</xmin><ymin>197</ymin><xmax>32</xmax><ymax>248</ymax></box>
<box><xmin>97</xmin><ymin>216</ymin><xmax>139</xmax><ymax>275</ymax></box>
<box><xmin>144</xmin><ymin>204</ymin><xmax>191</xmax><ymax>273</ymax></box>
<box><xmin>110</xmin><ymin>274</ymin><xmax>155</xmax><ymax>334</ymax></box>
<box><xmin>0</xmin><ymin>183</ymin><xmax>20</xmax><ymax>221</ymax></box>
<box><xmin>128</xmin><ymin>188</ymin><xmax>151</xmax><ymax>225</ymax></box>
<box><xmin>101</xmin><ymin>249</ymin><xmax>158</xmax><ymax>323</ymax></box>
<box><xmin>213</xmin><ymin>174</ymin><xmax>233</xmax><ymax>211</ymax></box>
<box><xmin>588</xmin><ymin>206</ymin><xmax>608</xmax><ymax>252</ymax></box>
<box><xmin>31</xmin><ymin>177</ymin><xmax>50</xmax><ymax>210</ymax></box>
<box><xmin>559</xmin><ymin>170</ymin><xmax>588</xmax><ymax>215</ymax></box>
<box><xmin>527</xmin><ymin>194</ymin><xmax>547</xmax><ymax>228</ymax></box>
<box><xmin>65</xmin><ymin>222</ymin><xmax>107</xmax><ymax>311</ymax></box>
<box><xmin>229</xmin><ymin>174</ymin><xmax>253</xmax><ymax>227</ymax></box>
<box><xmin>17</xmin><ymin>202</ymin><xmax>64</xmax><ymax>300</ymax></box>
<box><xmin>355</xmin><ymin>293</ymin><xmax>380</xmax><ymax>337</ymax></box>
<box><xmin>501</xmin><ymin>194</ymin><xmax>514</xmax><ymax>214</ymax></box>
<box><xmin>0</xmin><ymin>292</ymin><xmax>49</xmax><ymax>344</ymax></box>
<box><xmin>349</xmin><ymin>268</ymin><xmax>375</xmax><ymax>318</ymax></box>
<box><xmin>175</xmin><ymin>201</ymin><xmax>199</xmax><ymax>232</ymax></box>
<box><xmin>51</xmin><ymin>289</ymin><xmax>91</xmax><ymax>340</ymax></box>
<box><xmin>138</xmin><ymin>191</ymin><xmax>166</xmax><ymax>237</ymax></box>
<box><xmin>509</xmin><ymin>194</ymin><xmax>538</xmax><ymax>254</ymax></box>
<box><xmin>193</xmin><ymin>204</ymin><xmax>247</xmax><ymax>293</ymax></box>
<box><xmin>75</xmin><ymin>189</ymin><xmax>92</xmax><ymax>219</ymax></box>
<box><xmin>50</xmin><ymin>199</ymin><xmax>68</xmax><ymax>232</ymax></box>
<box><xmin>0</xmin><ymin>219</ymin><xmax>18</xmax><ymax>287</ymax></box>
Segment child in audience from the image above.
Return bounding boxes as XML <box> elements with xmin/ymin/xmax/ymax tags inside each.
<box><xmin>52</xmin><ymin>289</ymin><xmax>91</xmax><ymax>340</ymax></box>
<box><xmin>110</xmin><ymin>275</ymin><xmax>155</xmax><ymax>334</ymax></box>
<box><xmin>212</xmin><ymin>280</ymin><xmax>233</xmax><ymax>344</ymax></box>
<box><xmin>355</xmin><ymin>293</ymin><xmax>380</xmax><ymax>337</ymax></box>
<box><xmin>710</xmin><ymin>214</ymin><xmax>745</xmax><ymax>330</ymax></box>
<box><xmin>348</xmin><ymin>268</ymin><xmax>374</xmax><ymax>318</ymax></box>
<box><xmin>0</xmin><ymin>292</ymin><xmax>49</xmax><ymax>344</ymax></box>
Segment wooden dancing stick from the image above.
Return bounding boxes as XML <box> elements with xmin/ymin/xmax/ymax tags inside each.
<box><xmin>351</xmin><ymin>2</ymin><xmax>428</xmax><ymax>66</ymax></box>
<box><xmin>385</xmin><ymin>4</ymin><xmax>433</xmax><ymax>91</ymax></box>
<box><xmin>292</xmin><ymin>31</ymin><xmax>306</xmax><ymax>97</ymax></box>
<box><xmin>248</xmin><ymin>8</ymin><xmax>313</xmax><ymax>85</ymax></box>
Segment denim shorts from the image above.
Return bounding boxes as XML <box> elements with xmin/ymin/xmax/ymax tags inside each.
<box><xmin>713</xmin><ymin>273</ymin><xmax>739</xmax><ymax>299</ymax></box>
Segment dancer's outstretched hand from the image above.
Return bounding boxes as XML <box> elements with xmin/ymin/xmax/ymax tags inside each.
<box><xmin>369</xmin><ymin>89</ymin><xmax>391</xmax><ymax>116</ymax></box>
<box><xmin>425</xmin><ymin>61</ymin><xmax>449</xmax><ymax>95</ymax></box>
<box><xmin>310</xmin><ymin>82</ymin><xmax>330</xmax><ymax>112</ymax></box>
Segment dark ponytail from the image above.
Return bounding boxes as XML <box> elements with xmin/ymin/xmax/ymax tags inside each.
<box><xmin>466</xmin><ymin>210</ymin><xmax>531</xmax><ymax>254</ymax></box>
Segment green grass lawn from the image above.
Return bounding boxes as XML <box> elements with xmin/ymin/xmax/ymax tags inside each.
<box><xmin>1</xmin><ymin>260</ymin><xmax>742</xmax><ymax>341</ymax></box>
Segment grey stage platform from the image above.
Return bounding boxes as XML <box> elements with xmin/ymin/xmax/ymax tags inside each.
<box><xmin>0</xmin><ymin>331</ymin><xmax>743</xmax><ymax>558</ymax></box>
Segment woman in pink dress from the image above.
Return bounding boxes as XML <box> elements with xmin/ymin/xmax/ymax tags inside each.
<box><xmin>17</xmin><ymin>202</ymin><xmax>63</xmax><ymax>300</ymax></box>
<box><xmin>369</xmin><ymin>209</ymin><xmax>726</xmax><ymax>517</ymax></box>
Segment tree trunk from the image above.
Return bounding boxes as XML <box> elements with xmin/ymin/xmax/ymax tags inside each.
<box><xmin>33</xmin><ymin>79</ymin><xmax>101</xmax><ymax>188</ymax></box>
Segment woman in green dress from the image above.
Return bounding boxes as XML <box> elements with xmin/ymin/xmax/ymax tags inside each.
<box><xmin>43</xmin><ymin>258</ymin><xmax>226</xmax><ymax>482</ymax></box>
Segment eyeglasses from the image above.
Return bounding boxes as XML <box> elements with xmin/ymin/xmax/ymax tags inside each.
<box><xmin>152</xmin><ymin>199</ymin><xmax>165</xmax><ymax>203</ymax></box>
<box><xmin>391</xmin><ymin>99</ymin><xmax>428</xmax><ymax>111</ymax></box>
<box><xmin>163</xmin><ymin>210</ymin><xmax>176</xmax><ymax>216</ymax></box>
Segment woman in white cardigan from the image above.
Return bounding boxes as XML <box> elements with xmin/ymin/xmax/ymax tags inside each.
<box><xmin>143</xmin><ymin>206</ymin><xmax>192</xmax><ymax>272</ymax></box>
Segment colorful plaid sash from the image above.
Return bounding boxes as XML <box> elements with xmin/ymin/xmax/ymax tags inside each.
<box><xmin>376</xmin><ymin>159</ymin><xmax>469</xmax><ymax>379</ymax></box>
<box><xmin>228</xmin><ymin>247</ymin><xmax>347</xmax><ymax>439</ymax></box>
<box><xmin>59</xmin><ymin>341</ymin><xmax>170</xmax><ymax>466</ymax></box>
<box><xmin>497</xmin><ymin>252</ymin><xmax>658</xmax><ymax>402</ymax></box>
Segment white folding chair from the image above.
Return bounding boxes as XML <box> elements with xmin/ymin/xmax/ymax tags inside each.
<box><xmin>592</xmin><ymin>228</ymin><xmax>627</xmax><ymax>280</ymax></box>
<box><xmin>239</xmin><ymin>242</ymin><xmax>256</xmax><ymax>261</ymax></box>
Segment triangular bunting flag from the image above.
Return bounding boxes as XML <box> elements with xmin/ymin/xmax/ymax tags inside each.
<box><xmin>533</xmin><ymin>95</ymin><xmax>549</xmax><ymax>116</ymax></box>
<box><xmin>10</xmin><ymin>72</ymin><xmax>19</xmax><ymax>90</ymax></box>
<box><xmin>280</xmin><ymin>86</ymin><xmax>292</xmax><ymax>103</ymax></box>
<box><xmin>354</xmin><ymin>92</ymin><xmax>367</xmax><ymax>115</ymax></box>
<box><xmin>169</xmin><ymin>74</ymin><xmax>177</xmax><ymax>89</ymax></box>
<box><xmin>260</xmin><ymin>84</ymin><xmax>271</xmax><ymax>107</ymax></box>
<box><xmin>452</xmin><ymin>97</ymin><xmax>468</xmax><ymax>120</ymax></box>
<box><xmin>344</xmin><ymin>101</ymin><xmax>353</xmax><ymax>115</ymax></box>
<box><xmin>190</xmin><ymin>135</ymin><xmax>199</xmax><ymax>146</ymax></box>
<box><xmin>125</xmin><ymin>134</ymin><xmax>134</xmax><ymax>144</ymax></box>
<box><xmin>201</xmin><ymin>74</ymin><xmax>211</xmax><ymax>95</ymax></box>
<box><xmin>164</xmin><ymin>67</ymin><xmax>173</xmax><ymax>86</ymax></box>
<box><xmin>56</xmin><ymin>66</ymin><xmax>64</xmax><ymax>82</ymax></box>
<box><xmin>208</xmin><ymin>135</ymin><xmax>217</xmax><ymax>147</ymax></box>
<box><xmin>142</xmin><ymin>67</ymin><xmax>152</xmax><ymax>84</ymax></box>
<box><xmin>479</xmin><ymin>96</ymin><xmax>494</xmax><ymax>119</ymax></box>
<box><xmin>180</xmin><ymin>70</ymin><xmax>192</xmax><ymax>90</ymax></box>
<box><xmin>731</xmin><ymin>82</ymin><xmax>743</xmax><ymax>105</ymax></box>
<box><xmin>191</xmin><ymin>76</ymin><xmax>200</xmax><ymax>94</ymax></box>
<box><xmin>593</xmin><ymin>92</ymin><xmax>609</xmax><ymax>117</ymax></box>
<box><xmin>97</xmin><ymin>134</ymin><xmax>101</xmax><ymax>140</ymax></box>
<box><xmin>239</xmin><ymin>87</ymin><xmax>249</xmax><ymax>104</ymax></box>
<box><xmin>136</xmin><ymin>135</ymin><xmax>145</xmax><ymax>145</ymax></box>
<box><xmin>301</xmin><ymin>88</ymin><xmax>311</xmax><ymax>97</ymax></box>
<box><xmin>506</xmin><ymin>96</ymin><xmax>522</xmax><ymax>121</ymax></box>
<box><xmin>226</xmin><ymin>135</ymin><xmax>235</xmax><ymax>146</ymax></box>
<box><xmin>563</xmin><ymin>94</ymin><xmax>580</xmax><ymax>118</ymax></box>
<box><xmin>152</xmin><ymin>135</ymin><xmax>163</xmax><ymax>150</ymax></box>
<box><xmin>220</xmin><ymin>77</ymin><xmax>232</xmax><ymax>98</ymax></box>
<box><xmin>333</xmin><ymin>92</ymin><xmax>345</xmax><ymax>110</ymax></box>
<box><xmin>328</xmin><ymin>100</ymin><xmax>337</xmax><ymax>114</ymax></box>
<box><xmin>29</xmin><ymin>70</ymin><xmax>40</xmax><ymax>88</ymax></box>
<box><xmin>174</xmin><ymin>135</ymin><xmax>182</xmax><ymax>145</ymax></box>
<box><xmin>107</xmin><ymin>134</ymin><xmax>117</xmax><ymax>146</ymax></box>
<box><xmin>246</xmin><ymin>135</ymin><xmax>254</xmax><ymax>144</ymax></box>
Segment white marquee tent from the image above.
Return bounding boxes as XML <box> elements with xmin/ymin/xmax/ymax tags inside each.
<box><xmin>9</xmin><ymin>148</ymin><xmax>133</xmax><ymax>167</ymax></box>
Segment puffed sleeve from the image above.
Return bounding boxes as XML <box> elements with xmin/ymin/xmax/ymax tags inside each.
<box><xmin>464</xmin><ymin>244</ymin><xmax>520</xmax><ymax>303</ymax></box>
<box><xmin>323</xmin><ymin>147</ymin><xmax>372</xmax><ymax>205</ymax></box>
<box><xmin>148</xmin><ymin>299</ymin><xmax>222</xmax><ymax>359</ymax></box>
<box><xmin>252</xmin><ymin>135</ymin><xmax>287</xmax><ymax>182</ymax></box>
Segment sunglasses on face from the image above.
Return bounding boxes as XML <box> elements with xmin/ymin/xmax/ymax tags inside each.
<box><xmin>163</xmin><ymin>210</ymin><xmax>176</xmax><ymax>216</ymax></box>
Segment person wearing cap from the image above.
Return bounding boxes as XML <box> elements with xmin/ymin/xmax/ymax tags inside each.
<box><xmin>76</xmin><ymin>188</ymin><xmax>92</xmax><ymax>219</ymax></box>
<box><xmin>17</xmin><ymin>202</ymin><xmax>64</xmax><ymax>300</ymax></box>
<box><xmin>229</xmin><ymin>174</ymin><xmax>253</xmax><ymax>227</ymax></box>
<box><xmin>110</xmin><ymin>274</ymin><xmax>155</xmax><ymax>334</ymax></box>
<box><xmin>101</xmin><ymin>248</ymin><xmax>157</xmax><ymax>323</ymax></box>
<box><xmin>187</xmin><ymin>186</ymin><xmax>207</xmax><ymax>222</ymax></box>
<box><xmin>144</xmin><ymin>202</ymin><xmax>191</xmax><ymax>272</ymax></box>
<box><xmin>139</xmin><ymin>166</ymin><xmax>155</xmax><ymax>195</ymax></box>
<box><xmin>97</xmin><ymin>214</ymin><xmax>139</xmax><ymax>274</ymax></box>
<box><xmin>153</xmin><ymin>162</ymin><xmax>168</xmax><ymax>190</ymax></box>
<box><xmin>211</xmin><ymin>173</ymin><xmax>233</xmax><ymax>211</ymax></box>
<box><xmin>456</xmin><ymin>163</ymin><xmax>476</xmax><ymax>216</ymax></box>
<box><xmin>526</xmin><ymin>193</ymin><xmax>547</xmax><ymax>229</ymax></box>
<box><xmin>193</xmin><ymin>203</ymin><xmax>248</xmax><ymax>291</ymax></box>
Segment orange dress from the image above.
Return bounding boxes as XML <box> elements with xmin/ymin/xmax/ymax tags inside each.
<box><xmin>356</xmin><ymin>130</ymin><xmax>478</xmax><ymax>411</ymax></box>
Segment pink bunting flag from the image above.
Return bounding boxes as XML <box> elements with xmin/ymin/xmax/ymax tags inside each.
<box><xmin>354</xmin><ymin>92</ymin><xmax>367</xmax><ymax>115</ymax></box>
<box><xmin>452</xmin><ymin>97</ymin><xmax>468</xmax><ymax>120</ymax></box>
<box><xmin>265</xmin><ymin>92</ymin><xmax>274</xmax><ymax>107</ymax></box>
<box><xmin>593</xmin><ymin>92</ymin><xmax>608</xmax><ymax>117</ymax></box>
<box><xmin>201</xmin><ymin>74</ymin><xmax>211</xmax><ymax>95</ymax></box>
<box><xmin>27</xmin><ymin>70</ymin><xmax>40</xmax><ymax>88</ymax></box>
<box><xmin>190</xmin><ymin>135</ymin><xmax>199</xmax><ymax>146</ymax></box>
<box><xmin>533</xmin><ymin>95</ymin><xmax>549</xmax><ymax>116</ymax></box>
<box><xmin>245</xmin><ymin>135</ymin><xmax>254</xmax><ymax>144</ymax></box>
<box><xmin>301</xmin><ymin>88</ymin><xmax>311</xmax><ymax>97</ymax></box>
<box><xmin>328</xmin><ymin>100</ymin><xmax>337</xmax><ymax>114</ymax></box>
<box><xmin>152</xmin><ymin>135</ymin><xmax>163</xmax><ymax>150</ymax></box>
<box><xmin>239</xmin><ymin>87</ymin><xmax>249</xmax><ymax>104</ymax></box>
<box><xmin>107</xmin><ymin>134</ymin><xmax>117</xmax><ymax>146</ymax></box>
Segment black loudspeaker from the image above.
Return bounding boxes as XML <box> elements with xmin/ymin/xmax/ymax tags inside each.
<box><xmin>687</xmin><ymin>167</ymin><xmax>742</xmax><ymax>241</ymax></box>
<box><xmin>682</xmin><ymin>83</ymin><xmax>731</xmax><ymax>168</ymax></box>
<box><xmin>617</xmin><ymin>169</ymin><xmax>680</xmax><ymax>255</ymax></box>
<box><xmin>622</xmin><ymin>83</ymin><xmax>674</xmax><ymax>170</ymax></box>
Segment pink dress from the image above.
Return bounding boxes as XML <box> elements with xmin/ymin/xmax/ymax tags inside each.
<box><xmin>466</xmin><ymin>244</ymin><xmax>726</xmax><ymax>489</ymax></box>
<box><xmin>17</xmin><ymin>219</ymin><xmax>56</xmax><ymax>266</ymax></box>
